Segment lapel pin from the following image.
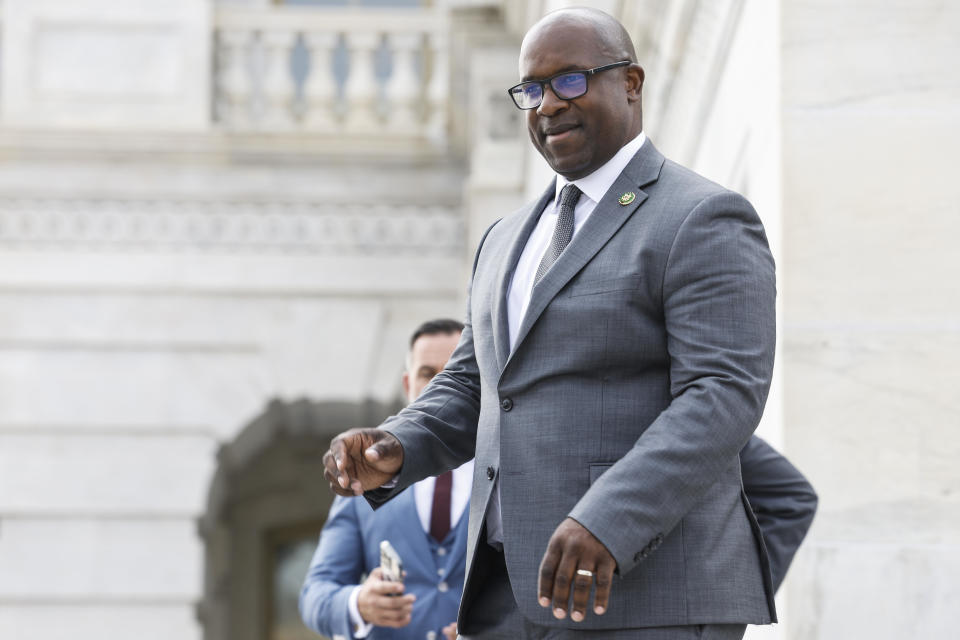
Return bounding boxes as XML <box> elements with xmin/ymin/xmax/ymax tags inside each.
<box><xmin>618</xmin><ymin>192</ymin><xmax>636</xmax><ymax>206</ymax></box>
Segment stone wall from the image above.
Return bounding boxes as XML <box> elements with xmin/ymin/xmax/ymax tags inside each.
<box><xmin>781</xmin><ymin>1</ymin><xmax>960</xmax><ymax>638</ymax></box>
<box><xmin>0</xmin><ymin>2</ymin><xmax>469</xmax><ymax>637</ymax></box>
<box><xmin>0</xmin><ymin>151</ymin><xmax>466</xmax><ymax>638</ymax></box>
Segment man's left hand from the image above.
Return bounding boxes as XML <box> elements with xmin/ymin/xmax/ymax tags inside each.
<box><xmin>537</xmin><ymin>517</ymin><xmax>616</xmax><ymax>622</ymax></box>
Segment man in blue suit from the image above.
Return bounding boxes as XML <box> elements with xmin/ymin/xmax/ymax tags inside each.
<box><xmin>300</xmin><ymin>319</ymin><xmax>471</xmax><ymax>640</ymax></box>
<box><xmin>302</xmin><ymin>318</ymin><xmax>816</xmax><ymax>639</ymax></box>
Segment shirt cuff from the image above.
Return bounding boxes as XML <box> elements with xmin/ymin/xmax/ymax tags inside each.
<box><xmin>348</xmin><ymin>585</ymin><xmax>375</xmax><ymax>638</ymax></box>
<box><xmin>380</xmin><ymin>474</ymin><xmax>399</xmax><ymax>489</ymax></box>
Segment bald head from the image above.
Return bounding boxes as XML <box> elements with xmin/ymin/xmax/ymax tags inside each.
<box><xmin>517</xmin><ymin>8</ymin><xmax>644</xmax><ymax>180</ymax></box>
<box><xmin>520</xmin><ymin>7</ymin><xmax>637</xmax><ymax>72</ymax></box>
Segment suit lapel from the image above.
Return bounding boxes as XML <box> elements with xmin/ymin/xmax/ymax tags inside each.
<box><xmin>506</xmin><ymin>144</ymin><xmax>666</xmax><ymax>367</ymax></box>
<box><xmin>491</xmin><ymin>180</ymin><xmax>556</xmax><ymax>371</ymax></box>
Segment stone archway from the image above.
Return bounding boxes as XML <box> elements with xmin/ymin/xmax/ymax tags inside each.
<box><xmin>198</xmin><ymin>398</ymin><xmax>400</xmax><ymax>640</ymax></box>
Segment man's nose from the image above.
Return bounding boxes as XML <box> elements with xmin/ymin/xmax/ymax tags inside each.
<box><xmin>537</xmin><ymin>83</ymin><xmax>569</xmax><ymax>116</ymax></box>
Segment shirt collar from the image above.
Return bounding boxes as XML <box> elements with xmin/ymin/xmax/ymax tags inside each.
<box><xmin>555</xmin><ymin>131</ymin><xmax>647</xmax><ymax>205</ymax></box>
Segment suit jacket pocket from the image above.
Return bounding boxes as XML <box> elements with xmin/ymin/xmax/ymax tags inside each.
<box><xmin>589</xmin><ymin>462</ymin><xmax>615</xmax><ymax>485</ymax></box>
<box><xmin>569</xmin><ymin>275</ymin><xmax>642</xmax><ymax>298</ymax></box>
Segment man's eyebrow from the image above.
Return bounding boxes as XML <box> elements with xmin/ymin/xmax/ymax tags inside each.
<box><xmin>417</xmin><ymin>365</ymin><xmax>439</xmax><ymax>376</ymax></box>
<box><xmin>521</xmin><ymin>65</ymin><xmax>584</xmax><ymax>83</ymax></box>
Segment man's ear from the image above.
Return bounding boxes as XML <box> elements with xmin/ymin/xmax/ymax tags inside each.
<box><xmin>626</xmin><ymin>64</ymin><xmax>645</xmax><ymax>102</ymax></box>
<box><xmin>401</xmin><ymin>372</ymin><xmax>411</xmax><ymax>398</ymax></box>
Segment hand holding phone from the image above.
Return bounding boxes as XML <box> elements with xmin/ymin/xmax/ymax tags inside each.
<box><xmin>357</xmin><ymin>545</ymin><xmax>414</xmax><ymax>628</ymax></box>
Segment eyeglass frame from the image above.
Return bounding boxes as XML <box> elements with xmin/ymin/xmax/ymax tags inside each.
<box><xmin>506</xmin><ymin>60</ymin><xmax>633</xmax><ymax>110</ymax></box>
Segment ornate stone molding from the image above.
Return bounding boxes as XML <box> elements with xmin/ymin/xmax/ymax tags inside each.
<box><xmin>0</xmin><ymin>198</ymin><xmax>463</xmax><ymax>255</ymax></box>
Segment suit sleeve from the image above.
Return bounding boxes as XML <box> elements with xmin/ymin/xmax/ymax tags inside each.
<box><xmin>368</xmin><ymin>220</ymin><xmax>500</xmax><ymax>503</ymax></box>
<box><xmin>299</xmin><ymin>496</ymin><xmax>367</xmax><ymax>639</ymax></box>
<box><xmin>569</xmin><ymin>191</ymin><xmax>777</xmax><ymax>575</ymax></box>
<box><xmin>740</xmin><ymin>435</ymin><xmax>818</xmax><ymax>591</ymax></box>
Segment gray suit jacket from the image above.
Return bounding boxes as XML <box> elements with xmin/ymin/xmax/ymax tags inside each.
<box><xmin>740</xmin><ymin>436</ymin><xmax>818</xmax><ymax>592</ymax></box>
<box><xmin>372</xmin><ymin>141</ymin><xmax>778</xmax><ymax>630</ymax></box>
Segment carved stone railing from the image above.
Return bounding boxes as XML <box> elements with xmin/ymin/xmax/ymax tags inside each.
<box><xmin>0</xmin><ymin>196</ymin><xmax>463</xmax><ymax>256</ymax></box>
<box><xmin>213</xmin><ymin>6</ymin><xmax>448</xmax><ymax>141</ymax></box>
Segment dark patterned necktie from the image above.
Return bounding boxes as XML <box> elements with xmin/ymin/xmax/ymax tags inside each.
<box><xmin>534</xmin><ymin>183</ymin><xmax>582</xmax><ymax>285</ymax></box>
<box><xmin>429</xmin><ymin>471</ymin><xmax>452</xmax><ymax>542</ymax></box>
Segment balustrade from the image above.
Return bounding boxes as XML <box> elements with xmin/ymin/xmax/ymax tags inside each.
<box><xmin>213</xmin><ymin>6</ymin><xmax>446</xmax><ymax>139</ymax></box>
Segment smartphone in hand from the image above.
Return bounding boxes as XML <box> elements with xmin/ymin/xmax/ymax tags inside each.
<box><xmin>379</xmin><ymin>540</ymin><xmax>404</xmax><ymax>585</ymax></box>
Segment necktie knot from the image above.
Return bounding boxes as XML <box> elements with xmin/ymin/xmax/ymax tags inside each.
<box><xmin>559</xmin><ymin>183</ymin><xmax>582</xmax><ymax>209</ymax></box>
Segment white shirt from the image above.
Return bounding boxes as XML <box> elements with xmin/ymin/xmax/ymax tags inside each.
<box><xmin>506</xmin><ymin>131</ymin><xmax>647</xmax><ymax>345</ymax></box>
<box><xmin>411</xmin><ymin>460</ymin><xmax>474</xmax><ymax>534</ymax></box>
<box><xmin>487</xmin><ymin>132</ymin><xmax>648</xmax><ymax>546</ymax></box>
<box><xmin>349</xmin><ymin>460</ymin><xmax>474</xmax><ymax>637</ymax></box>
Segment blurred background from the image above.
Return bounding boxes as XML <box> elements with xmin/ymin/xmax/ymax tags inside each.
<box><xmin>0</xmin><ymin>0</ymin><xmax>956</xmax><ymax>639</ymax></box>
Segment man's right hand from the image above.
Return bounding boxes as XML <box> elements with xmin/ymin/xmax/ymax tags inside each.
<box><xmin>322</xmin><ymin>428</ymin><xmax>404</xmax><ymax>496</ymax></box>
<box><xmin>357</xmin><ymin>568</ymin><xmax>415</xmax><ymax>628</ymax></box>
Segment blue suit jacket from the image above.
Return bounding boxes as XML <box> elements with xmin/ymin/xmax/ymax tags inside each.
<box><xmin>300</xmin><ymin>486</ymin><xmax>468</xmax><ymax>640</ymax></box>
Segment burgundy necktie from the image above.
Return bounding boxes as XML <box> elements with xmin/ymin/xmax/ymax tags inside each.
<box><xmin>429</xmin><ymin>471</ymin><xmax>452</xmax><ymax>542</ymax></box>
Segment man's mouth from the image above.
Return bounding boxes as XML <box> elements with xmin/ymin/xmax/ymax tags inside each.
<box><xmin>543</xmin><ymin>123</ymin><xmax>580</xmax><ymax>143</ymax></box>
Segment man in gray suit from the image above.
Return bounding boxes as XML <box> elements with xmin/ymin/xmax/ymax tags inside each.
<box><xmin>324</xmin><ymin>8</ymin><xmax>794</xmax><ymax>639</ymax></box>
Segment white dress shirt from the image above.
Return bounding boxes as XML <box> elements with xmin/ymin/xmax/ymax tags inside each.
<box><xmin>350</xmin><ymin>460</ymin><xmax>474</xmax><ymax>637</ymax></box>
<box><xmin>486</xmin><ymin>132</ymin><xmax>647</xmax><ymax>546</ymax></box>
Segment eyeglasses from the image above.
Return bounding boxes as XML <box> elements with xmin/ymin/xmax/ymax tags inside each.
<box><xmin>507</xmin><ymin>61</ymin><xmax>631</xmax><ymax>110</ymax></box>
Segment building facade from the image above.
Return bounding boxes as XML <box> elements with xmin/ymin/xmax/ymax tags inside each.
<box><xmin>0</xmin><ymin>1</ymin><xmax>956</xmax><ymax>639</ymax></box>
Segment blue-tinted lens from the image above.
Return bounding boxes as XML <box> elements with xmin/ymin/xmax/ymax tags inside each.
<box><xmin>513</xmin><ymin>82</ymin><xmax>542</xmax><ymax>108</ymax></box>
<box><xmin>551</xmin><ymin>72</ymin><xmax>587</xmax><ymax>99</ymax></box>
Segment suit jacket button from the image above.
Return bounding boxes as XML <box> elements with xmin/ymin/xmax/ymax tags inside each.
<box><xmin>486</xmin><ymin>466</ymin><xmax>495</xmax><ymax>480</ymax></box>
<box><xmin>500</xmin><ymin>397</ymin><xmax>513</xmax><ymax>411</ymax></box>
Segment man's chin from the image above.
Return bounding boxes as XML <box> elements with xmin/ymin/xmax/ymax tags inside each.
<box><xmin>547</xmin><ymin>155</ymin><xmax>592</xmax><ymax>180</ymax></box>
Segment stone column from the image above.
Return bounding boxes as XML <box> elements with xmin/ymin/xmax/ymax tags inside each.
<box><xmin>343</xmin><ymin>31</ymin><xmax>382</xmax><ymax>132</ymax></box>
